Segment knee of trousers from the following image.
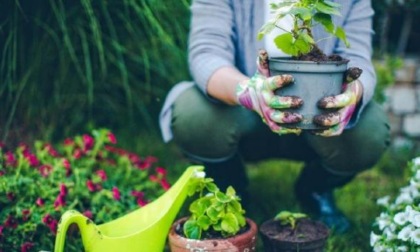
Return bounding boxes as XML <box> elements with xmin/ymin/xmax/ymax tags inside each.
<box><xmin>170</xmin><ymin>87</ymin><xmax>250</xmax><ymax>162</ymax></box>
<box><xmin>313</xmin><ymin>103</ymin><xmax>391</xmax><ymax>175</ymax></box>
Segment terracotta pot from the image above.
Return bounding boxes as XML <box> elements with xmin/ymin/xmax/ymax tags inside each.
<box><xmin>260</xmin><ymin>218</ymin><xmax>329</xmax><ymax>252</ymax></box>
<box><xmin>168</xmin><ymin>217</ymin><xmax>258</xmax><ymax>251</ymax></box>
<box><xmin>269</xmin><ymin>57</ymin><xmax>348</xmax><ymax>130</ymax></box>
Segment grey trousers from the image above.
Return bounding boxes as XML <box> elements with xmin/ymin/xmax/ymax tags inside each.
<box><xmin>171</xmin><ymin>86</ymin><xmax>390</xmax><ymax>175</ymax></box>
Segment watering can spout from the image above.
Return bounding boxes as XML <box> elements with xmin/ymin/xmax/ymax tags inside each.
<box><xmin>54</xmin><ymin>166</ymin><xmax>204</xmax><ymax>252</ymax></box>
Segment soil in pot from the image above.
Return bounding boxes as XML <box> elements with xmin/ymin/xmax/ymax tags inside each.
<box><xmin>168</xmin><ymin>217</ymin><xmax>258</xmax><ymax>251</ymax></box>
<box><xmin>260</xmin><ymin>218</ymin><xmax>329</xmax><ymax>252</ymax></box>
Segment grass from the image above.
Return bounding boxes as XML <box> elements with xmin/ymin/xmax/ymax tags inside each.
<box><xmin>116</xmin><ymin>129</ymin><xmax>413</xmax><ymax>252</ymax></box>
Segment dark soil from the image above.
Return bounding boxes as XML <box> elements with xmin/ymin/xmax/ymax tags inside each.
<box><xmin>294</xmin><ymin>46</ymin><xmax>346</xmax><ymax>63</ymax></box>
<box><xmin>261</xmin><ymin>219</ymin><xmax>328</xmax><ymax>243</ymax></box>
<box><xmin>174</xmin><ymin>219</ymin><xmax>250</xmax><ymax>240</ymax></box>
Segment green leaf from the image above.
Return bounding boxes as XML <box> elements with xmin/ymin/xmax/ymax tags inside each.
<box><xmin>189</xmin><ymin>199</ymin><xmax>206</xmax><ymax>215</ymax></box>
<box><xmin>335</xmin><ymin>27</ymin><xmax>350</xmax><ymax>47</ymax></box>
<box><xmin>324</xmin><ymin>1</ymin><xmax>342</xmax><ymax>8</ymax></box>
<box><xmin>183</xmin><ymin>220</ymin><xmax>202</xmax><ymax>239</ymax></box>
<box><xmin>215</xmin><ymin>191</ymin><xmax>230</xmax><ymax>203</ymax></box>
<box><xmin>300</xmin><ymin>33</ymin><xmax>315</xmax><ymax>45</ymax></box>
<box><xmin>226</xmin><ymin>186</ymin><xmax>236</xmax><ymax>197</ymax></box>
<box><xmin>197</xmin><ymin>215</ymin><xmax>211</xmax><ymax>230</ymax></box>
<box><xmin>274</xmin><ymin>33</ymin><xmax>296</xmax><ymax>56</ymax></box>
<box><xmin>257</xmin><ymin>22</ymin><xmax>276</xmax><ymax>40</ymax></box>
<box><xmin>206</xmin><ymin>206</ymin><xmax>219</xmax><ymax>221</ymax></box>
<box><xmin>221</xmin><ymin>213</ymin><xmax>239</xmax><ymax>235</ymax></box>
<box><xmin>295</xmin><ymin>34</ymin><xmax>312</xmax><ymax>54</ymax></box>
<box><xmin>205</xmin><ymin>182</ymin><xmax>218</xmax><ymax>193</ymax></box>
<box><xmin>275</xmin><ymin>211</ymin><xmax>292</xmax><ymax>221</ymax></box>
<box><xmin>289</xmin><ymin>7</ymin><xmax>312</xmax><ymax>21</ymax></box>
<box><xmin>315</xmin><ymin>2</ymin><xmax>341</xmax><ymax>16</ymax></box>
<box><xmin>314</xmin><ymin>13</ymin><xmax>334</xmax><ymax>34</ymax></box>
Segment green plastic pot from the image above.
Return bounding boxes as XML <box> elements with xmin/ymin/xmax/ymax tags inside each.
<box><xmin>269</xmin><ymin>57</ymin><xmax>348</xmax><ymax>130</ymax></box>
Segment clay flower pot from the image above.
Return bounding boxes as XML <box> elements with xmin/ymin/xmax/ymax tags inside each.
<box><xmin>269</xmin><ymin>57</ymin><xmax>348</xmax><ymax>130</ymax></box>
<box><xmin>260</xmin><ymin>218</ymin><xmax>329</xmax><ymax>252</ymax></box>
<box><xmin>168</xmin><ymin>217</ymin><xmax>258</xmax><ymax>251</ymax></box>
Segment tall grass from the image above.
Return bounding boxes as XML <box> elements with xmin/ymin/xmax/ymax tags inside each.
<box><xmin>0</xmin><ymin>0</ymin><xmax>191</xmax><ymax>144</ymax></box>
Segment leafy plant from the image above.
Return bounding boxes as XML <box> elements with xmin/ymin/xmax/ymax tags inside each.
<box><xmin>0</xmin><ymin>129</ymin><xmax>170</xmax><ymax>251</ymax></box>
<box><xmin>258</xmin><ymin>0</ymin><xmax>349</xmax><ymax>57</ymax></box>
<box><xmin>370</xmin><ymin>157</ymin><xmax>420</xmax><ymax>251</ymax></box>
<box><xmin>182</xmin><ymin>175</ymin><xmax>247</xmax><ymax>239</ymax></box>
<box><xmin>373</xmin><ymin>55</ymin><xmax>402</xmax><ymax>104</ymax></box>
<box><xmin>275</xmin><ymin>210</ymin><xmax>307</xmax><ymax>229</ymax></box>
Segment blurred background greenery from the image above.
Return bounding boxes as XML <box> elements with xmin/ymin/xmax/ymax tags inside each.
<box><xmin>1</xmin><ymin>1</ymin><xmax>420</xmax><ymax>251</ymax></box>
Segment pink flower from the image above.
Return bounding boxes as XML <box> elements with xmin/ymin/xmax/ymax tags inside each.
<box><xmin>136</xmin><ymin>156</ymin><xmax>158</xmax><ymax>170</ymax></box>
<box><xmin>160</xmin><ymin>178</ymin><xmax>171</xmax><ymax>191</ymax></box>
<box><xmin>86</xmin><ymin>180</ymin><xmax>97</xmax><ymax>192</ymax></box>
<box><xmin>21</xmin><ymin>242</ymin><xmax>34</xmax><ymax>252</ymax></box>
<box><xmin>24</xmin><ymin>153</ymin><xmax>39</xmax><ymax>167</ymax></box>
<box><xmin>83</xmin><ymin>210</ymin><xmax>93</xmax><ymax>219</ymax></box>
<box><xmin>48</xmin><ymin>219</ymin><xmax>58</xmax><ymax>234</ymax></box>
<box><xmin>63</xmin><ymin>159</ymin><xmax>71</xmax><ymax>176</ymax></box>
<box><xmin>112</xmin><ymin>187</ymin><xmax>121</xmax><ymax>201</ymax></box>
<box><xmin>149</xmin><ymin>175</ymin><xmax>158</xmax><ymax>182</ymax></box>
<box><xmin>96</xmin><ymin>170</ymin><xmax>107</xmax><ymax>181</ymax></box>
<box><xmin>22</xmin><ymin>209</ymin><xmax>31</xmax><ymax>221</ymax></box>
<box><xmin>59</xmin><ymin>184</ymin><xmax>67</xmax><ymax>196</ymax></box>
<box><xmin>63</xmin><ymin>138</ymin><xmax>74</xmax><ymax>146</ymax></box>
<box><xmin>36</xmin><ymin>197</ymin><xmax>45</xmax><ymax>207</ymax></box>
<box><xmin>107</xmin><ymin>132</ymin><xmax>117</xmax><ymax>144</ymax></box>
<box><xmin>4</xmin><ymin>215</ymin><xmax>17</xmax><ymax>229</ymax></box>
<box><xmin>54</xmin><ymin>194</ymin><xmax>66</xmax><ymax>209</ymax></box>
<box><xmin>131</xmin><ymin>190</ymin><xmax>148</xmax><ymax>206</ymax></box>
<box><xmin>39</xmin><ymin>164</ymin><xmax>53</xmax><ymax>177</ymax></box>
<box><xmin>73</xmin><ymin>148</ymin><xmax>83</xmax><ymax>159</ymax></box>
<box><xmin>137</xmin><ymin>198</ymin><xmax>148</xmax><ymax>207</ymax></box>
<box><xmin>44</xmin><ymin>143</ymin><xmax>59</xmax><ymax>157</ymax></box>
<box><xmin>42</xmin><ymin>214</ymin><xmax>53</xmax><ymax>225</ymax></box>
<box><xmin>156</xmin><ymin>167</ymin><xmax>167</xmax><ymax>176</ymax></box>
<box><xmin>4</xmin><ymin>151</ymin><xmax>16</xmax><ymax>166</ymax></box>
<box><xmin>82</xmin><ymin>134</ymin><xmax>94</xmax><ymax>151</ymax></box>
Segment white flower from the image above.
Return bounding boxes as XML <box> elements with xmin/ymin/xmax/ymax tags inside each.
<box><xmin>398</xmin><ymin>225</ymin><xmax>416</xmax><ymax>241</ymax></box>
<box><xmin>396</xmin><ymin>245</ymin><xmax>408</xmax><ymax>252</ymax></box>
<box><xmin>377</xmin><ymin>196</ymin><xmax>390</xmax><ymax>206</ymax></box>
<box><xmin>396</xmin><ymin>192</ymin><xmax>413</xmax><ymax>205</ymax></box>
<box><xmin>370</xmin><ymin>232</ymin><xmax>380</xmax><ymax>246</ymax></box>
<box><xmin>194</xmin><ymin>171</ymin><xmax>206</xmax><ymax>178</ymax></box>
<box><xmin>410</xmin><ymin>213</ymin><xmax>420</xmax><ymax>227</ymax></box>
<box><xmin>377</xmin><ymin>214</ymin><xmax>392</xmax><ymax>230</ymax></box>
<box><xmin>384</xmin><ymin>227</ymin><xmax>397</xmax><ymax>240</ymax></box>
<box><xmin>411</xmin><ymin>228</ymin><xmax>420</xmax><ymax>245</ymax></box>
<box><xmin>373</xmin><ymin>243</ymin><xmax>386</xmax><ymax>252</ymax></box>
<box><xmin>413</xmin><ymin>157</ymin><xmax>420</xmax><ymax>166</ymax></box>
<box><xmin>394</xmin><ymin>212</ymin><xmax>409</xmax><ymax>226</ymax></box>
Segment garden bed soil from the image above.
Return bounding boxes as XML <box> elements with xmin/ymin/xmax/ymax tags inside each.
<box><xmin>260</xmin><ymin>218</ymin><xmax>329</xmax><ymax>252</ymax></box>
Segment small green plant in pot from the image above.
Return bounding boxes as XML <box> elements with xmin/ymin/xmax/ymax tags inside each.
<box><xmin>168</xmin><ymin>172</ymin><xmax>258</xmax><ymax>251</ymax></box>
<box><xmin>258</xmin><ymin>0</ymin><xmax>356</xmax><ymax>130</ymax></box>
<box><xmin>260</xmin><ymin>211</ymin><xmax>329</xmax><ymax>252</ymax></box>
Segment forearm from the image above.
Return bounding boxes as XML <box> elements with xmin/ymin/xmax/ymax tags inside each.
<box><xmin>207</xmin><ymin>66</ymin><xmax>249</xmax><ymax>105</ymax></box>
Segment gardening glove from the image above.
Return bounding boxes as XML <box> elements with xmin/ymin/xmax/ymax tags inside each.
<box><xmin>313</xmin><ymin>67</ymin><xmax>363</xmax><ymax>137</ymax></box>
<box><xmin>236</xmin><ymin>49</ymin><xmax>303</xmax><ymax>135</ymax></box>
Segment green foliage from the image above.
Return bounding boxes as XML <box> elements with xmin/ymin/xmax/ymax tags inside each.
<box><xmin>373</xmin><ymin>55</ymin><xmax>402</xmax><ymax>104</ymax></box>
<box><xmin>0</xmin><ymin>129</ymin><xmax>170</xmax><ymax>251</ymax></box>
<box><xmin>0</xmin><ymin>1</ymin><xmax>191</xmax><ymax>141</ymax></box>
<box><xmin>258</xmin><ymin>0</ymin><xmax>349</xmax><ymax>57</ymax></box>
<box><xmin>274</xmin><ymin>210</ymin><xmax>307</xmax><ymax>229</ymax></box>
<box><xmin>183</xmin><ymin>176</ymin><xmax>246</xmax><ymax>239</ymax></box>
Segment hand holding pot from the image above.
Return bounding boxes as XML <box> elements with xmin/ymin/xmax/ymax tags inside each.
<box><xmin>236</xmin><ymin>50</ymin><xmax>303</xmax><ymax>135</ymax></box>
<box><xmin>313</xmin><ymin>67</ymin><xmax>363</xmax><ymax>137</ymax></box>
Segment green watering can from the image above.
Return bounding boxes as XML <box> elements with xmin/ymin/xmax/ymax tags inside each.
<box><xmin>54</xmin><ymin>165</ymin><xmax>203</xmax><ymax>252</ymax></box>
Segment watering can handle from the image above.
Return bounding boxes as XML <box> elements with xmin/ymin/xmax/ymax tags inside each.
<box><xmin>54</xmin><ymin>210</ymin><xmax>98</xmax><ymax>252</ymax></box>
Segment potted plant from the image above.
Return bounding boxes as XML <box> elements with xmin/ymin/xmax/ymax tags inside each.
<box><xmin>260</xmin><ymin>210</ymin><xmax>329</xmax><ymax>252</ymax></box>
<box><xmin>168</xmin><ymin>172</ymin><xmax>258</xmax><ymax>251</ymax></box>
<box><xmin>258</xmin><ymin>0</ymin><xmax>356</xmax><ymax>129</ymax></box>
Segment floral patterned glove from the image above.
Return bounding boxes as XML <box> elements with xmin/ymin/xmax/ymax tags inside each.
<box><xmin>236</xmin><ymin>50</ymin><xmax>303</xmax><ymax>135</ymax></box>
<box><xmin>313</xmin><ymin>67</ymin><xmax>363</xmax><ymax>137</ymax></box>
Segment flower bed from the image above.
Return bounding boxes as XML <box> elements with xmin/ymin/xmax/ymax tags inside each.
<box><xmin>371</xmin><ymin>157</ymin><xmax>420</xmax><ymax>251</ymax></box>
<box><xmin>0</xmin><ymin>129</ymin><xmax>170</xmax><ymax>251</ymax></box>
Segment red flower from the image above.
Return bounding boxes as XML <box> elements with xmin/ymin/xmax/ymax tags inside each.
<box><xmin>24</xmin><ymin>153</ymin><xmax>39</xmax><ymax>167</ymax></box>
<box><xmin>149</xmin><ymin>175</ymin><xmax>158</xmax><ymax>182</ymax></box>
<box><xmin>137</xmin><ymin>197</ymin><xmax>148</xmax><ymax>207</ymax></box>
<box><xmin>86</xmin><ymin>180</ymin><xmax>97</xmax><ymax>192</ymax></box>
<box><xmin>136</xmin><ymin>156</ymin><xmax>158</xmax><ymax>170</ymax></box>
<box><xmin>21</xmin><ymin>242</ymin><xmax>34</xmax><ymax>252</ymax></box>
<box><xmin>112</xmin><ymin>187</ymin><xmax>121</xmax><ymax>201</ymax></box>
<box><xmin>39</xmin><ymin>164</ymin><xmax>53</xmax><ymax>177</ymax></box>
<box><xmin>96</xmin><ymin>170</ymin><xmax>107</xmax><ymax>181</ymax></box>
<box><xmin>131</xmin><ymin>190</ymin><xmax>148</xmax><ymax>206</ymax></box>
<box><xmin>6</xmin><ymin>192</ymin><xmax>15</xmax><ymax>201</ymax></box>
<box><xmin>73</xmin><ymin>148</ymin><xmax>83</xmax><ymax>159</ymax></box>
<box><xmin>107</xmin><ymin>132</ymin><xmax>117</xmax><ymax>144</ymax></box>
<box><xmin>63</xmin><ymin>159</ymin><xmax>71</xmax><ymax>176</ymax></box>
<box><xmin>83</xmin><ymin>210</ymin><xmax>93</xmax><ymax>219</ymax></box>
<box><xmin>156</xmin><ymin>167</ymin><xmax>167</xmax><ymax>176</ymax></box>
<box><xmin>48</xmin><ymin>219</ymin><xmax>58</xmax><ymax>234</ymax></box>
<box><xmin>4</xmin><ymin>215</ymin><xmax>17</xmax><ymax>229</ymax></box>
<box><xmin>36</xmin><ymin>197</ymin><xmax>45</xmax><ymax>207</ymax></box>
<box><xmin>82</xmin><ymin>134</ymin><xmax>94</xmax><ymax>151</ymax></box>
<box><xmin>42</xmin><ymin>214</ymin><xmax>53</xmax><ymax>225</ymax></box>
<box><xmin>63</xmin><ymin>138</ymin><xmax>74</xmax><ymax>146</ymax></box>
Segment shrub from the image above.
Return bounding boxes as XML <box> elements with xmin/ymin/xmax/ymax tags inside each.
<box><xmin>0</xmin><ymin>129</ymin><xmax>170</xmax><ymax>251</ymax></box>
<box><xmin>370</xmin><ymin>157</ymin><xmax>420</xmax><ymax>251</ymax></box>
